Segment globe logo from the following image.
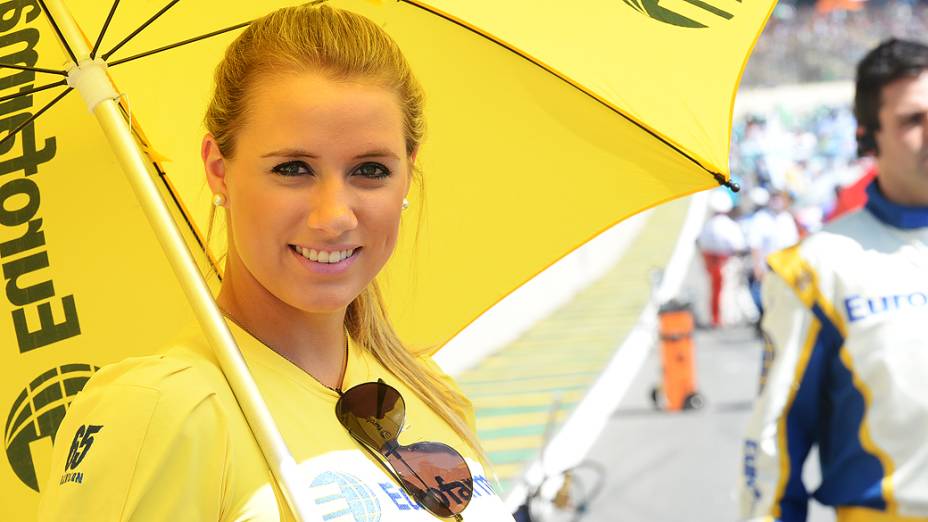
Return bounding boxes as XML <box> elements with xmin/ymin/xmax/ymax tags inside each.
<box><xmin>622</xmin><ymin>0</ymin><xmax>737</xmax><ymax>29</ymax></box>
<box><xmin>309</xmin><ymin>471</ymin><xmax>382</xmax><ymax>522</ymax></box>
<box><xmin>4</xmin><ymin>364</ymin><xmax>98</xmax><ymax>491</ymax></box>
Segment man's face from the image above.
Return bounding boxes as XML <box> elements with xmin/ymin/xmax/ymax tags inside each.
<box><xmin>874</xmin><ymin>71</ymin><xmax>928</xmax><ymax>205</ymax></box>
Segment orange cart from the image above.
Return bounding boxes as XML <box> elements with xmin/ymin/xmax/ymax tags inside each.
<box><xmin>649</xmin><ymin>300</ymin><xmax>704</xmax><ymax>411</ymax></box>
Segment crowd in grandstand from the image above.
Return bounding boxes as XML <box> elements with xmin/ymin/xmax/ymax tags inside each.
<box><xmin>742</xmin><ymin>0</ymin><xmax>928</xmax><ymax>86</ymax></box>
<box><xmin>697</xmin><ymin>101</ymin><xmax>873</xmax><ymax>327</ymax></box>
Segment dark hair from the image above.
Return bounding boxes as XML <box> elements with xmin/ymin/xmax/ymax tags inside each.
<box><xmin>854</xmin><ymin>38</ymin><xmax>928</xmax><ymax>156</ymax></box>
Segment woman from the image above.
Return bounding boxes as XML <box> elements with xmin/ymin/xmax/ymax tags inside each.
<box><xmin>38</xmin><ymin>5</ymin><xmax>512</xmax><ymax>520</ymax></box>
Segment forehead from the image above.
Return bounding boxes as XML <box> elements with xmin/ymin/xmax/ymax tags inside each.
<box><xmin>879</xmin><ymin>71</ymin><xmax>928</xmax><ymax>115</ymax></box>
<box><xmin>239</xmin><ymin>72</ymin><xmax>405</xmax><ymax>149</ymax></box>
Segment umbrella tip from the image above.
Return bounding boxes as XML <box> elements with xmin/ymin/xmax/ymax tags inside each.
<box><xmin>712</xmin><ymin>173</ymin><xmax>740</xmax><ymax>193</ymax></box>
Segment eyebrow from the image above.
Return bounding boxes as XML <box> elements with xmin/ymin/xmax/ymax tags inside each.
<box><xmin>261</xmin><ymin>148</ymin><xmax>400</xmax><ymax>160</ymax></box>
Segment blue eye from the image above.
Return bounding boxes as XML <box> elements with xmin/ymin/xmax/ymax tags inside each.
<box><xmin>272</xmin><ymin>161</ymin><xmax>312</xmax><ymax>176</ymax></box>
<box><xmin>353</xmin><ymin>162</ymin><xmax>391</xmax><ymax>179</ymax></box>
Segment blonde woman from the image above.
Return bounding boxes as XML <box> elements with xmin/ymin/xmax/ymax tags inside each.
<box><xmin>38</xmin><ymin>5</ymin><xmax>512</xmax><ymax>521</ymax></box>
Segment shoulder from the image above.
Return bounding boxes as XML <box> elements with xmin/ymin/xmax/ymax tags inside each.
<box><xmin>802</xmin><ymin>210</ymin><xmax>872</xmax><ymax>254</ymax></box>
<box><xmin>66</xmin><ymin>329</ymin><xmax>238</xmax><ymax>455</ymax></box>
<box><xmin>768</xmin><ymin>210</ymin><xmax>873</xmax><ymax>278</ymax></box>
<box><xmin>38</xmin><ymin>333</ymin><xmax>232</xmax><ymax>520</ymax></box>
<box><xmin>78</xmin><ymin>332</ymin><xmax>232</xmax><ymax>413</ymax></box>
<box><xmin>57</xmin><ymin>327</ymin><xmax>233</xmax><ymax>453</ymax></box>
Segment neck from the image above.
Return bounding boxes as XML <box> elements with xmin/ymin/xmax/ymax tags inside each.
<box><xmin>217</xmin><ymin>253</ymin><xmax>348</xmax><ymax>389</ymax></box>
<box><xmin>875</xmin><ymin>161</ymin><xmax>928</xmax><ymax>207</ymax></box>
<box><xmin>865</xmin><ymin>178</ymin><xmax>928</xmax><ymax>230</ymax></box>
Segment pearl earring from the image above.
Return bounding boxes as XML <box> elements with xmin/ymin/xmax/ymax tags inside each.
<box><xmin>401</xmin><ymin>198</ymin><xmax>409</xmax><ymax>211</ymax></box>
<box><xmin>213</xmin><ymin>193</ymin><xmax>226</xmax><ymax>207</ymax></box>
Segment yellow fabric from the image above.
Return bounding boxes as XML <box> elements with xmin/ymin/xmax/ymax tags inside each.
<box><xmin>417</xmin><ymin>0</ymin><xmax>777</xmax><ymax>176</ymax></box>
<box><xmin>0</xmin><ymin>1</ymin><xmax>774</xmax><ymax>518</ymax></box>
<box><xmin>838</xmin><ymin>507</ymin><xmax>928</xmax><ymax>522</ymax></box>
<box><xmin>37</xmin><ymin>321</ymin><xmax>508</xmax><ymax>521</ymax></box>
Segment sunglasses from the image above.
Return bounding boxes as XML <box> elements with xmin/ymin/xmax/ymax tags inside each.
<box><xmin>335</xmin><ymin>379</ymin><xmax>474</xmax><ymax>519</ymax></box>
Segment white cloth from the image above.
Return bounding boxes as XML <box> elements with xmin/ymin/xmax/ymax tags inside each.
<box><xmin>698</xmin><ymin>214</ymin><xmax>746</xmax><ymax>255</ymax></box>
<box><xmin>747</xmin><ymin>209</ymin><xmax>800</xmax><ymax>259</ymax></box>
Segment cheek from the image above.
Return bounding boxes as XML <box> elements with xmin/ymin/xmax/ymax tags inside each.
<box><xmin>228</xmin><ymin>185</ymin><xmax>301</xmax><ymax>248</ymax></box>
<box><xmin>905</xmin><ymin>129</ymin><xmax>926</xmax><ymax>149</ymax></box>
<box><xmin>365</xmin><ymin>201</ymin><xmax>403</xmax><ymax>251</ymax></box>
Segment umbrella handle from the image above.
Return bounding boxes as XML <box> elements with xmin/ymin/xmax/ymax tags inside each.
<box><xmin>41</xmin><ymin>1</ymin><xmax>318</xmax><ymax>520</ymax></box>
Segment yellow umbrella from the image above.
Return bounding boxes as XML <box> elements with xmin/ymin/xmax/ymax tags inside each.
<box><xmin>0</xmin><ymin>0</ymin><xmax>773</xmax><ymax>519</ymax></box>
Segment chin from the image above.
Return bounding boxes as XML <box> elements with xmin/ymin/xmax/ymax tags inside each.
<box><xmin>286</xmin><ymin>291</ymin><xmax>358</xmax><ymax>315</ymax></box>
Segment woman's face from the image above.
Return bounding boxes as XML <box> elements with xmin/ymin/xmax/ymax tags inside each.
<box><xmin>204</xmin><ymin>72</ymin><xmax>412</xmax><ymax>314</ymax></box>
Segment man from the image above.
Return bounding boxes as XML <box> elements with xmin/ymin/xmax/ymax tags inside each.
<box><xmin>740</xmin><ymin>39</ymin><xmax>928</xmax><ymax>522</ymax></box>
<box><xmin>697</xmin><ymin>189</ymin><xmax>746</xmax><ymax>327</ymax></box>
<box><xmin>746</xmin><ymin>187</ymin><xmax>801</xmax><ymax>317</ymax></box>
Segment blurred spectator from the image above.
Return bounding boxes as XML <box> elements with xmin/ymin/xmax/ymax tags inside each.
<box><xmin>745</xmin><ymin>188</ymin><xmax>800</xmax><ymax>316</ymax></box>
<box><xmin>826</xmin><ymin>161</ymin><xmax>878</xmax><ymax>221</ymax></box>
<box><xmin>697</xmin><ymin>190</ymin><xmax>747</xmax><ymax>327</ymax></box>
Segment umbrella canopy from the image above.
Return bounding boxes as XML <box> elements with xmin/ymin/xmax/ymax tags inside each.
<box><xmin>1</xmin><ymin>0</ymin><xmax>773</xmax><ymax>518</ymax></box>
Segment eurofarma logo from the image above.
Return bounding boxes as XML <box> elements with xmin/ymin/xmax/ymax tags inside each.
<box><xmin>0</xmin><ymin>0</ymin><xmax>80</xmax><ymax>354</ymax></box>
<box><xmin>309</xmin><ymin>471</ymin><xmax>383</xmax><ymax>522</ymax></box>
<box><xmin>622</xmin><ymin>0</ymin><xmax>740</xmax><ymax>28</ymax></box>
<box><xmin>305</xmin><ymin>468</ymin><xmax>498</xmax><ymax>520</ymax></box>
<box><xmin>4</xmin><ymin>364</ymin><xmax>98</xmax><ymax>491</ymax></box>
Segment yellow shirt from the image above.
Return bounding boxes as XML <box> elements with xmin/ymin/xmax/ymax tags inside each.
<box><xmin>37</xmin><ymin>322</ymin><xmax>513</xmax><ymax>521</ymax></box>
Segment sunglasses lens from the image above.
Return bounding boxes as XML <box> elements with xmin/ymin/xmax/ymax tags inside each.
<box><xmin>336</xmin><ymin>381</ymin><xmax>405</xmax><ymax>451</ymax></box>
<box><xmin>386</xmin><ymin>441</ymin><xmax>473</xmax><ymax>517</ymax></box>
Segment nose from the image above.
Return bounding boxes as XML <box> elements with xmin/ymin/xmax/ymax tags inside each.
<box><xmin>306</xmin><ymin>177</ymin><xmax>358</xmax><ymax>236</ymax></box>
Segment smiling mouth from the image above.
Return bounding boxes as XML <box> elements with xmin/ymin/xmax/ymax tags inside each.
<box><xmin>289</xmin><ymin>245</ymin><xmax>360</xmax><ymax>264</ymax></box>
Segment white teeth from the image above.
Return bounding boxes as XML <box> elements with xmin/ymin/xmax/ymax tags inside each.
<box><xmin>295</xmin><ymin>247</ymin><xmax>356</xmax><ymax>263</ymax></box>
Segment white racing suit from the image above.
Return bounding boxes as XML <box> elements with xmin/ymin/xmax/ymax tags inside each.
<box><xmin>740</xmin><ymin>181</ymin><xmax>928</xmax><ymax>522</ymax></box>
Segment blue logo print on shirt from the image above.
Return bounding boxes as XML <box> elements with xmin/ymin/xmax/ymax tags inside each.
<box><xmin>378</xmin><ymin>474</ymin><xmax>498</xmax><ymax>511</ymax></box>
<box><xmin>309</xmin><ymin>471</ymin><xmax>381</xmax><ymax>522</ymax></box>
<box><xmin>844</xmin><ymin>291</ymin><xmax>928</xmax><ymax>322</ymax></box>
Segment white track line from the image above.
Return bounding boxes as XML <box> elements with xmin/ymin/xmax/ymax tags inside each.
<box><xmin>504</xmin><ymin>192</ymin><xmax>709</xmax><ymax>512</ymax></box>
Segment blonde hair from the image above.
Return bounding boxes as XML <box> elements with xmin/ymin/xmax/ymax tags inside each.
<box><xmin>204</xmin><ymin>4</ymin><xmax>486</xmax><ymax>464</ymax></box>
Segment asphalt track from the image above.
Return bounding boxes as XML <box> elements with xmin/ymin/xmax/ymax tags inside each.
<box><xmin>457</xmin><ymin>195</ymin><xmax>836</xmax><ymax>520</ymax></box>
<box><xmin>575</xmin><ymin>246</ymin><xmax>834</xmax><ymax>521</ymax></box>
<box><xmin>581</xmin><ymin>324</ymin><xmax>828</xmax><ymax>521</ymax></box>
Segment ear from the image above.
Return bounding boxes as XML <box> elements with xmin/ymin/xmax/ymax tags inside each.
<box><xmin>404</xmin><ymin>145</ymin><xmax>419</xmax><ymax>197</ymax></box>
<box><xmin>202</xmin><ymin>134</ymin><xmax>228</xmax><ymax>198</ymax></box>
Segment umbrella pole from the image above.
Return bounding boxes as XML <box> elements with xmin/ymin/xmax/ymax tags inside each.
<box><xmin>42</xmin><ymin>1</ymin><xmax>316</xmax><ymax>520</ymax></box>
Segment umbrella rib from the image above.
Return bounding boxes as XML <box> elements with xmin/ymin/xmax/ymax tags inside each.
<box><xmin>398</xmin><ymin>0</ymin><xmax>739</xmax><ymax>191</ymax></box>
<box><xmin>107</xmin><ymin>20</ymin><xmax>253</xmax><ymax>68</ymax></box>
<box><xmin>36</xmin><ymin>0</ymin><xmax>78</xmax><ymax>64</ymax></box>
<box><xmin>109</xmin><ymin>101</ymin><xmax>225</xmax><ymax>278</ymax></box>
<box><xmin>101</xmin><ymin>0</ymin><xmax>183</xmax><ymax>62</ymax></box>
<box><xmin>0</xmin><ymin>63</ymin><xmax>66</xmax><ymax>76</ymax></box>
<box><xmin>0</xmin><ymin>87</ymin><xmax>71</xmax><ymax>149</ymax></box>
<box><xmin>0</xmin><ymin>79</ymin><xmax>68</xmax><ymax>103</ymax></box>
<box><xmin>91</xmin><ymin>0</ymin><xmax>122</xmax><ymax>60</ymax></box>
